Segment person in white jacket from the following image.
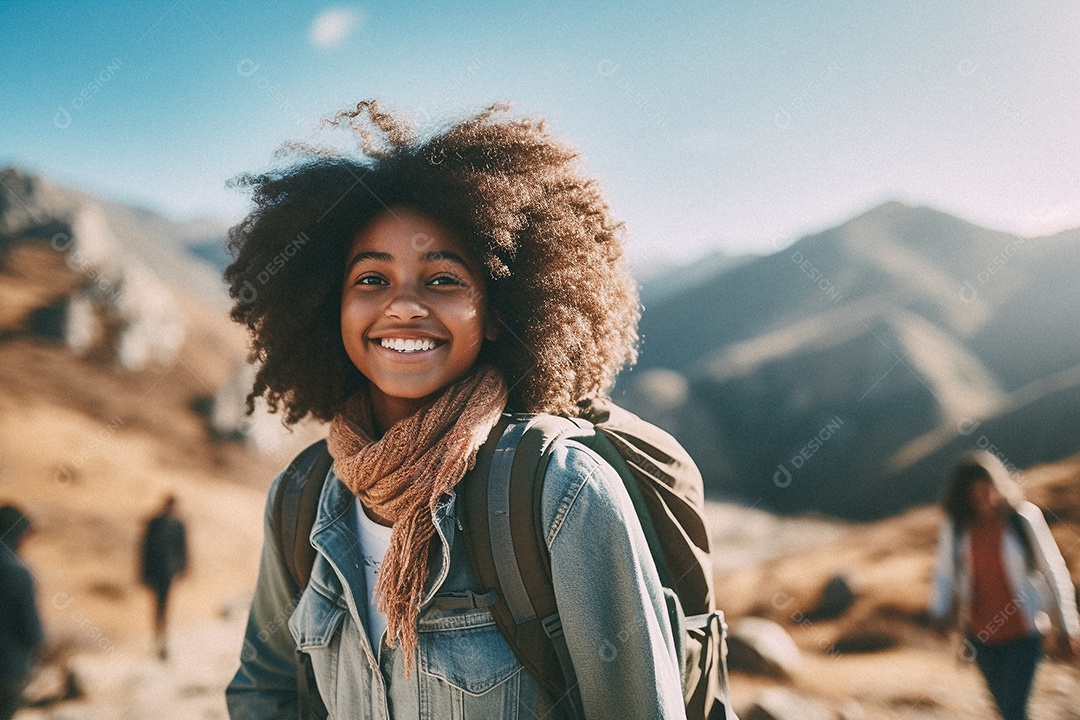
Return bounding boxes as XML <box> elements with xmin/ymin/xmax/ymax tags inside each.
<box><xmin>930</xmin><ymin>450</ymin><xmax>1080</xmax><ymax>720</ymax></box>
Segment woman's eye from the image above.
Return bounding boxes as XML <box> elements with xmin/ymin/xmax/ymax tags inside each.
<box><xmin>429</xmin><ymin>275</ymin><xmax>464</xmax><ymax>287</ymax></box>
<box><xmin>354</xmin><ymin>275</ymin><xmax>386</xmax><ymax>286</ymax></box>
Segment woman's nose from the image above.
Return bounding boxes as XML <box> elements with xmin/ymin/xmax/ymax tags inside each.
<box><xmin>385</xmin><ymin>287</ymin><xmax>428</xmax><ymax>320</ymax></box>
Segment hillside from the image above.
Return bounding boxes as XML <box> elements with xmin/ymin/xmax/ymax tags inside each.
<box><xmin>0</xmin><ymin>166</ymin><xmax>230</xmax><ymax>309</ymax></box>
<box><xmin>6</xmin><ymin>309</ymin><xmax>1078</xmax><ymax>720</ymax></box>
<box><xmin>0</xmin><ymin>229</ymin><xmax>317</xmax><ymax>644</ymax></box>
<box><xmin>628</xmin><ymin>202</ymin><xmax>1080</xmax><ymax>519</ymax></box>
<box><xmin>3</xmin><ymin>170</ymin><xmax>1078</xmax><ymax>717</ymax></box>
<box><xmin>6</xmin><ymin>299</ymin><xmax>1078</xmax><ymax>719</ymax></box>
<box><xmin>709</xmin><ymin>452</ymin><xmax>1080</xmax><ymax>719</ymax></box>
<box><xmin>0</xmin><ymin>174</ymin><xmax>324</xmax><ymax>718</ymax></box>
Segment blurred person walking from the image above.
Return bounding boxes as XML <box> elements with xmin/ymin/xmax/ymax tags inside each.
<box><xmin>0</xmin><ymin>504</ymin><xmax>44</xmax><ymax>720</ymax></box>
<box><xmin>930</xmin><ymin>450</ymin><xmax>1080</xmax><ymax>720</ymax></box>
<box><xmin>140</xmin><ymin>494</ymin><xmax>188</xmax><ymax>660</ymax></box>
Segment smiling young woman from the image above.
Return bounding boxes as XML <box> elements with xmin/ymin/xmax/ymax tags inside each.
<box><xmin>223</xmin><ymin>102</ymin><xmax>684</xmax><ymax>720</ymax></box>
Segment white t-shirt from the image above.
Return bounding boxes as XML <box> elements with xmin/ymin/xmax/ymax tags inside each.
<box><xmin>353</xmin><ymin>498</ymin><xmax>393</xmax><ymax>654</ymax></box>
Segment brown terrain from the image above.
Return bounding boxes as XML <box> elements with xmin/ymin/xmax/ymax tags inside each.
<box><xmin>1</xmin><ymin>240</ymin><xmax>319</xmax><ymax>719</ymax></box>
<box><xmin>709</xmin><ymin>465</ymin><xmax>1080</xmax><ymax>719</ymax></box>
<box><xmin>2</xmin><ymin>235</ymin><xmax>1079</xmax><ymax>719</ymax></box>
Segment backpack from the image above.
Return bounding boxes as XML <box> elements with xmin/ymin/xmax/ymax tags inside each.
<box><xmin>271</xmin><ymin>399</ymin><xmax>732</xmax><ymax>720</ymax></box>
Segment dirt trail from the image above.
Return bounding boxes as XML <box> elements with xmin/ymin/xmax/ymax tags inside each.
<box><xmin>17</xmin><ymin>610</ymin><xmax>248</xmax><ymax>720</ymax></box>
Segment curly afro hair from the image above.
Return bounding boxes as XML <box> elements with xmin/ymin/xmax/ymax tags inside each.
<box><xmin>225</xmin><ymin>101</ymin><xmax>640</xmax><ymax>424</ymax></box>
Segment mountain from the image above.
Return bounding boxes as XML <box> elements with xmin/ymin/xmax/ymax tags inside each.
<box><xmin>0</xmin><ymin>167</ymin><xmax>231</xmax><ymax>305</ymax></box>
<box><xmin>0</xmin><ymin>166</ymin><xmax>304</xmax><ymax>445</ymax></box>
<box><xmin>626</xmin><ymin>202</ymin><xmax>1080</xmax><ymax>519</ymax></box>
<box><xmin>4</xmin><ymin>172</ymin><xmax>1079</xmax><ymax>718</ymax></box>
<box><xmin>6</xmin><ymin>169</ymin><xmax>1076</xmax><ymax>520</ymax></box>
<box><xmin>635</xmin><ymin>249</ymin><xmax>756</xmax><ymax>306</ymax></box>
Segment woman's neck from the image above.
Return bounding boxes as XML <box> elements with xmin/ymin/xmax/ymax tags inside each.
<box><xmin>369</xmin><ymin>392</ymin><xmax>427</xmax><ymax>437</ymax></box>
<box><xmin>360</xmin><ymin>499</ymin><xmax>394</xmax><ymax>527</ymax></box>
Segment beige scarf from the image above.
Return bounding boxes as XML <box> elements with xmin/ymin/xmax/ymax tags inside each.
<box><xmin>326</xmin><ymin>367</ymin><xmax>507</xmax><ymax>669</ymax></box>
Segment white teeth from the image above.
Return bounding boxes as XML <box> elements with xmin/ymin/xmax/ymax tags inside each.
<box><xmin>380</xmin><ymin>338</ymin><xmax>437</xmax><ymax>353</ymax></box>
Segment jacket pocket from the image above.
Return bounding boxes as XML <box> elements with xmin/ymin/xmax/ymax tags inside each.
<box><xmin>289</xmin><ymin>584</ymin><xmax>347</xmax><ymax>713</ymax></box>
<box><xmin>290</xmin><ymin>583</ymin><xmax>347</xmax><ymax>650</ymax></box>
<box><xmin>418</xmin><ymin>605</ymin><xmax>523</xmax><ymax>695</ymax></box>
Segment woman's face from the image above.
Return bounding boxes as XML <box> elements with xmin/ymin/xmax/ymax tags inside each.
<box><xmin>340</xmin><ymin>208</ymin><xmax>494</xmax><ymax>431</ymax></box>
<box><xmin>969</xmin><ymin>477</ymin><xmax>1002</xmax><ymax>519</ymax></box>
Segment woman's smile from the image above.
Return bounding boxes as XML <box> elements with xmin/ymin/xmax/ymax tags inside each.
<box><xmin>367</xmin><ymin>334</ymin><xmax>449</xmax><ymax>363</ymax></box>
<box><xmin>375</xmin><ymin>337</ymin><xmax>442</xmax><ymax>353</ymax></box>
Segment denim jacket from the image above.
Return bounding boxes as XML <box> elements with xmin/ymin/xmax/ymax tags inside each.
<box><xmin>227</xmin><ymin>438</ymin><xmax>687</xmax><ymax>720</ymax></box>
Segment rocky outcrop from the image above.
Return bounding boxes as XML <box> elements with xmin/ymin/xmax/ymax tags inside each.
<box><xmin>0</xmin><ymin>167</ymin><xmax>229</xmax><ymax>371</ymax></box>
<box><xmin>726</xmin><ymin>617</ymin><xmax>801</xmax><ymax>680</ymax></box>
<box><xmin>806</xmin><ymin>574</ymin><xmax>856</xmax><ymax>621</ymax></box>
<box><xmin>744</xmin><ymin>688</ymin><xmax>837</xmax><ymax>720</ymax></box>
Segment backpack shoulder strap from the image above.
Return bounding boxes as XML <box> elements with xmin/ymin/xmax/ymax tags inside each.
<box><xmin>269</xmin><ymin>440</ymin><xmax>332</xmax><ymax>720</ymax></box>
<box><xmin>1007</xmin><ymin>507</ymin><xmax>1037</xmax><ymax>570</ymax></box>
<box><xmin>460</xmin><ymin>413</ymin><xmax>585</xmax><ymax>718</ymax></box>
<box><xmin>270</xmin><ymin>438</ymin><xmax>334</xmax><ymax>593</ymax></box>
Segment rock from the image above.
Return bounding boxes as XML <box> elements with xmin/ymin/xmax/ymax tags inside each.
<box><xmin>0</xmin><ymin>173</ymin><xmax>212</xmax><ymax>372</ymax></box>
<box><xmin>209</xmin><ymin>363</ymin><xmax>325</xmax><ymax>455</ymax></box>
<box><xmin>830</xmin><ymin>624</ymin><xmax>901</xmax><ymax>654</ymax></box>
<box><xmin>727</xmin><ymin>617</ymin><xmax>801</xmax><ymax>679</ymax></box>
<box><xmin>745</xmin><ymin>687</ymin><xmax>837</xmax><ymax>720</ymax></box>
<box><xmin>837</xmin><ymin>698</ymin><xmax>866</xmax><ymax>720</ymax></box>
<box><xmin>806</xmin><ymin>574</ymin><xmax>856</xmax><ymax>620</ymax></box>
<box><xmin>630</xmin><ymin>368</ymin><xmax>690</xmax><ymax>412</ymax></box>
<box><xmin>22</xmin><ymin>662</ymin><xmax>83</xmax><ymax>707</ymax></box>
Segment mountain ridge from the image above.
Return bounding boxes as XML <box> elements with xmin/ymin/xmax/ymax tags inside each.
<box><xmin>5</xmin><ymin>167</ymin><xmax>1078</xmax><ymax>521</ymax></box>
<box><xmin>629</xmin><ymin>200</ymin><xmax>1080</xmax><ymax>519</ymax></box>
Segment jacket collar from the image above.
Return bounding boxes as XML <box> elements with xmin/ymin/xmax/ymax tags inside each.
<box><xmin>310</xmin><ymin>470</ymin><xmax>459</xmax><ymax>608</ymax></box>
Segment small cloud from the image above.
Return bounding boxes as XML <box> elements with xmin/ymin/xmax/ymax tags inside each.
<box><xmin>309</xmin><ymin>7</ymin><xmax>362</xmax><ymax>49</ymax></box>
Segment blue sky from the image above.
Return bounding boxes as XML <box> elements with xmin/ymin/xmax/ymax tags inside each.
<box><xmin>3</xmin><ymin>0</ymin><xmax>1079</xmax><ymax>266</ymax></box>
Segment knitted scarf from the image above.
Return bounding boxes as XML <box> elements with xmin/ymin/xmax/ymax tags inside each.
<box><xmin>326</xmin><ymin>367</ymin><xmax>507</xmax><ymax>670</ymax></box>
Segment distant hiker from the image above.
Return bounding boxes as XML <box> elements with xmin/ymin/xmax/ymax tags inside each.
<box><xmin>930</xmin><ymin>450</ymin><xmax>1080</xmax><ymax>720</ymax></box>
<box><xmin>224</xmin><ymin>101</ymin><xmax>718</xmax><ymax>719</ymax></box>
<box><xmin>0</xmin><ymin>504</ymin><xmax>45</xmax><ymax>720</ymax></box>
<box><xmin>140</xmin><ymin>494</ymin><xmax>188</xmax><ymax>660</ymax></box>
